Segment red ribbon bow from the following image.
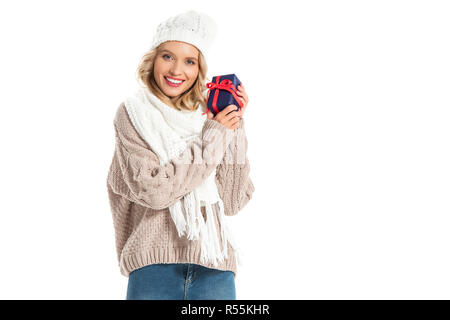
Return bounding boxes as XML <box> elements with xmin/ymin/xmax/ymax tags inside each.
<box><xmin>202</xmin><ymin>76</ymin><xmax>244</xmax><ymax>116</ymax></box>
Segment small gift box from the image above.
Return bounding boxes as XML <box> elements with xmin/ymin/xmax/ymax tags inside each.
<box><xmin>204</xmin><ymin>73</ymin><xmax>244</xmax><ymax>116</ymax></box>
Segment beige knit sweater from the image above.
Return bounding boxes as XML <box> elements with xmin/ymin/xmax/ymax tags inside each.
<box><xmin>106</xmin><ymin>103</ymin><xmax>255</xmax><ymax>277</ymax></box>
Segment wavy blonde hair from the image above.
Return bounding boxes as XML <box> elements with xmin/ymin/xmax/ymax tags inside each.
<box><xmin>136</xmin><ymin>43</ymin><xmax>211</xmax><ymax>112</ymax></box>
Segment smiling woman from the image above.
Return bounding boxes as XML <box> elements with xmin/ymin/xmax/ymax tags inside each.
<box><xmin>107</xmin><ymin>10</ymin><xmax>254</xmax><ymax>302</ymax></box>
<box><xmin>135</xmin><ymin>39</ymin><xmax>210</xmax><ymax>112</ymax></box>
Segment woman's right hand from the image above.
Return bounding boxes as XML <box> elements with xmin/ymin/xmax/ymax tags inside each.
<box><xmin>207</xmin><ymin>104</ymin><xmax>241</xmax><ymax>130</ymax></box>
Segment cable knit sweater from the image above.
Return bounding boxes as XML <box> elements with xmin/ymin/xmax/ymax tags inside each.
<box><xmin>106</xmin><ymin>103</ymin><xmax>255</xmax><ymax>277</ymax></box>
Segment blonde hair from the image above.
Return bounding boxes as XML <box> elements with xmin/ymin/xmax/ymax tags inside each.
<box><xmin>136</xmin><ymin>43</ymin><xmax>211</xmax><ymax>112</ymax></box>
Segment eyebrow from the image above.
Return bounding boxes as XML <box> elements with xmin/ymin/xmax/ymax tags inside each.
<box><xmin>160</xmin><ymin>49</ymin><xmax>198</xmax><ymax>61</ymax></box>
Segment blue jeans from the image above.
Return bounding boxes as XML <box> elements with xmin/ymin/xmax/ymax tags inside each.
<box><xmin>126</xmin><ymin>263</ymin><xmax>236</xmax><ymax>300</ymax></box>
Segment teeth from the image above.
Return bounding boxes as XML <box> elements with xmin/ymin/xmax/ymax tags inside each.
<box><xmin>165</xmin><ymin>76</ymin><xmax>183</xmax><ymax>84</ymax></box>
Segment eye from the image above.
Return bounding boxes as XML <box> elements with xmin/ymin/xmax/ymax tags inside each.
<box><xmin>187</xmin><ymin>60</ymin><xmax>195</xmax><ymax>65</ymax></box>
<box><xmin>162</xmin><ymin>54</ymin><xmax>171</xmax><ymax>60</ymax></box>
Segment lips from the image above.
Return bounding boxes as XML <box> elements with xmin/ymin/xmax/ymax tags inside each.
<box><xmin>164</xmin><ymin>76</ymin><xmax>185</xmax><ymax>87</ymax></box>
<box><xmin>165</xmin><ymin>76</ymin><xmax>185</xmax><ymax>81</ymax></box>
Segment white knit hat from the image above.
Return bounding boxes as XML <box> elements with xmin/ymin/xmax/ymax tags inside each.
<box><xmin>150</xmin><ymin>10</ymin><xmax>218</xmax><ymax>61</ymax></box>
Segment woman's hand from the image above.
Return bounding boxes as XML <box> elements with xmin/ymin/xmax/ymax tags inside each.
<box><xmin>235</xmin><ymin>84</ymin><xmax>248</xmax><ymax>118</ymax></box>
<box><xmin>207</xmin><ymin>104</ymin><xmax>241</xmax><ymax>130</ymax></box>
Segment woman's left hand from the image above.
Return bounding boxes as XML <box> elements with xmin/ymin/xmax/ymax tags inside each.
<box><xmin>236</xmin><ymin>84</ymin><xmax>249</xmax><ymax>118</ymax></box>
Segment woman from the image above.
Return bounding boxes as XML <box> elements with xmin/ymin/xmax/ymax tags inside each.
<box><xmin>106</xmin><ymin>10</ymin><xmax>254</xmax><ymax>300</ymax></box>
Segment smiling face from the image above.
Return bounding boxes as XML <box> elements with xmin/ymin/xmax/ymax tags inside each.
<box><xmin>153</xmin><ymin>41</ymin><xmax>200</xmax><ymax>100</ymax></box>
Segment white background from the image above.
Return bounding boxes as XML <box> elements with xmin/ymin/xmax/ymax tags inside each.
<box><xmin>0</xmin><ymin>0</ymin><xmax>449</xmax><ymax>299</ymax></box>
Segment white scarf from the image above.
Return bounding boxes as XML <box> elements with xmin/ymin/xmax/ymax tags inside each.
<box><xmin>124</xmin><ymin>85</ymin><xmax>242</xmax><ymax>268</ymax></box>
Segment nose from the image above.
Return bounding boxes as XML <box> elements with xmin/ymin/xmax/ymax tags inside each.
<box><xmin>169</xmin><ymin>59</ymin><xmax>184</xmax><ymax>76</ymax></box>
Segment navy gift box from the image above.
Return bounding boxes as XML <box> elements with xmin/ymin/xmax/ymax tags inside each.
<box><xmin>205</xmin><ymin>74</ymin><xmax>244</xmax><ymax>116</ymax></box>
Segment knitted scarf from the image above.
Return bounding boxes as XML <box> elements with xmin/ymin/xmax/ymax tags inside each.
<box><xmin>123</xmin><ymin>85</ymin><xmax>242</xmax><ymax>268</ymax></box>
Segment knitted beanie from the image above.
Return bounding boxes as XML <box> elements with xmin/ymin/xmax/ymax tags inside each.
<box><xmin>150</xmin><ymin>10</ymin><xmax>218</xmax><ymax>61</ymax></box>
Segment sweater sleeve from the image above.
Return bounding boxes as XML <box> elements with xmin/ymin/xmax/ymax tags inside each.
<box><xmin>107</xmin><ymin>103</ymin><xmax>235</xmax><ymax>210</ymax></box>
<box><xmin>215</xmin><ymin>118</ymin><xmax>255</xmax><ymax>216</ymax></box>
